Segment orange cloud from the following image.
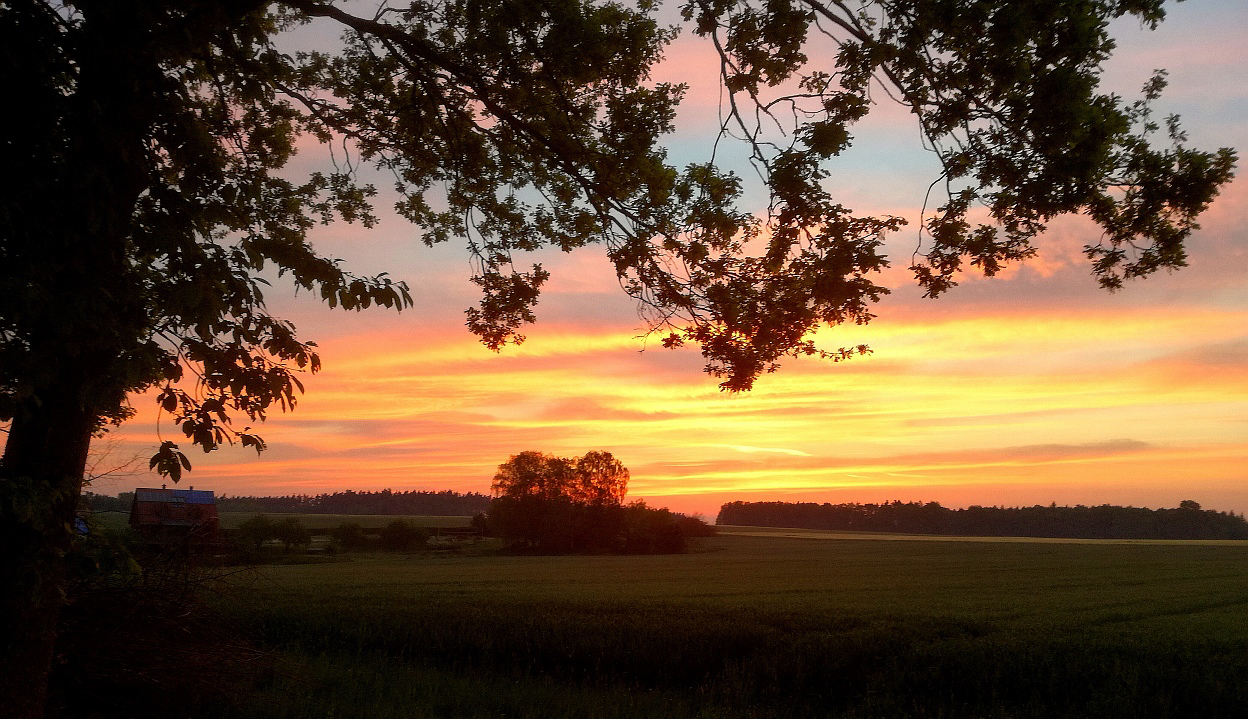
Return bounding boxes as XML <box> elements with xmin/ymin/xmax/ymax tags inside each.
<box><xmin>94</xmin><ymin>287</ymin><xmax>1247</xmax><ymax>522</ymax></box>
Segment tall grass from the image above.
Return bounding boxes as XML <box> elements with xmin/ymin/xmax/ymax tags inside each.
<box><xmin>207</xmin><ymin>535</ymin><xmax>1248</xmax><ymax>718</ymax></box>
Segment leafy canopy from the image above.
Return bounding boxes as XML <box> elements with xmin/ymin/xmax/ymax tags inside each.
<box><xmin>667</xmin><ymin>0</ymin><xmax>1236</xmax><ymax>387</ymax></box>
<box><xmin>0</xmin><ymin>0</ymin><xmax>1235</xmax><ymax>473</ymax></box>
<box><xmin>492</xmin><ymin>450</ymin><xmax>630</xmax><ymax>506</ymax></box>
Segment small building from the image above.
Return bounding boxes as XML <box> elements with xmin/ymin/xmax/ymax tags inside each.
<box><xmin>129</xmin><ymin>487</ymin><xmax>221</xmax><ymax>545</ymax></box>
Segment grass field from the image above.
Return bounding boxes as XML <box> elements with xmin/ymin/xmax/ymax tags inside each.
<box><xmin>208</xmin><ymin>531</ymin><xmax>1248</xmax><ymax>718</ymax></box>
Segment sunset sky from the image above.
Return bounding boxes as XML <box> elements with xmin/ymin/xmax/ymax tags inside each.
<box><xmin>92</xmin><ymin>1</ymin><xmax>1246</xmax><ymax>518</ymax></box>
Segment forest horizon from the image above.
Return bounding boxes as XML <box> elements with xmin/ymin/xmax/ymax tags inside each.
<box><xmin>82</xmin><ymin>486</ymin><xmax>1247</xmax><ymax>531</ymax></box>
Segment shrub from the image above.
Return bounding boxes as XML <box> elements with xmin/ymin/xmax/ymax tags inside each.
<box><xmin>379</xmin><ymin>520</ymin><xmax>429</xmax><ymax>551</ymax></box>
<box><xmin>272</xmin><ymin>517</ymin><xmax>311</xmax><ymax>552</ymax></box>
<box><xmin>237</xmin><ymin>514</ymin><xmax>274</xmax><ymax>551</ymax></box>
<box><xmin>620</xmin><ymin>501</ymin><xmax>685</xmax><ymax>554</ymax></box>
<box><xmin>486</xmin><ymin>497</ymin><xmax>700</xmax><ymax>555</ymax></box>
<box><xmin>675</xmin><ymin>514</ymin><xmax>717</xmax><ymax>538</ymax></box>
<box><xmin>331</xmin><ymin>522</ymin><xmax>368</xmax><ymax>551</ymax></box>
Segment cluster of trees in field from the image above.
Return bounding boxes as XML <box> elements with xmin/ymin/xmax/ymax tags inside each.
<box><xmin>236</xmin><ymin>514</ymin><xmax>312</xmax><ymax>552</ymax></box>
<box><xmin>478</xmin><ymin>451</ymin><xmax>714</xmax><ymax>553</ymax></box>
<box><xmin>332</xmin><ymin>519</ymin><xmax>436</xmax><ymax>552</ymax></box>
<box><xmin>717</xmin><ymin>500</ymin><xmax>1248</xmax><ymax>539</ymax></box>
<box><xmin>82</xmin><ymin>489</ymin><xmax>491</xmax><ymax>516</ymax></box>
<box><xmin>483</xmin><ymin>497</ymin><xmax>715</xmax><ymax>554</ymax></box>
<box><xmin>233</xmin><ymin>515</ymin><xmax>436</xmax><ymax>554</ymax></box>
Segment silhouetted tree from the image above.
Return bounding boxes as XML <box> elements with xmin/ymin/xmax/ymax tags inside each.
<box><xmin>573</xmin><ymin>450</ymin><xmax>630</xmax><ymax>506</ymax></box>
<box><xmin>492</xmin><ymin>450</ymin><xmax>630</xmax><ymax>506</ymax></box>
<box><xmin>379</xmin><ymin>520</ymin><xmax>429</xmax><ymax>551</ymax></box>
<box><xmin>331</xmin><ymin>522</ymin><xmax>369</xmax><ymax>551</ymax></box>
<box><xmin>1</xmin><ymin>1</ymin><xmax>1236</xmax><ymax>713</ymax></box>
<box><xmin>272</xmin><ymin>517</ymin><xmax>311</xmax><ymax>552</ymax></box>
<box><xmin>488</xmin><ymin>451</ymin><xmax>629</xmax><ymax>552</ymax></box>
<box><xmin>675</xmin><ymin>514</ymin><xmax>718</xmax><ymax>538</ymax></box>
<box><xmin>491</xmin><ymin>452</ymin><xmax>579</xmax><ymax>502</ymax></box>
<box><xmin>236</xmin><ymin>514</ymin><xmax>276</xmax><ymax>552</ymax></box>
<box><xmin>620</xmin><ymin>501</ymin><xmax>686</xmax><ymax>554</ymax></box>
<box><xmin>486</xmin><ymin>452</ymin><xmax>708</xmax><ymax>552</ymax></box>
<box><xmin>234</xmin><ymin>513</ymin><xmax>310</xmax><ymax>552</ymax></box>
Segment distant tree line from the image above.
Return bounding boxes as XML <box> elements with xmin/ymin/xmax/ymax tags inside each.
<box><xmin>716</xmin><ymin>500</ymin><xmax>1248</xmax><ymax>540</ymax></box>
<box><xmin>82</xmin><ymin>489</ymin><xmax>491</xmax><ymax>516</ymax></box>
<box><xmin>80</xmin><ymin>492</ymin><xmax>135</xmax><ymax>513</ymax></box>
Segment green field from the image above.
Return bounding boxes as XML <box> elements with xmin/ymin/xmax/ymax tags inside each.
<box><xmin>202</xmin><ymin>531</ymin><xmax>1248</xmax><ymax>718</ymax></box>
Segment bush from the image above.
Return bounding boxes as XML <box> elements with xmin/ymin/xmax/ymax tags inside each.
<box><xmin>675</xmin><ymin>514</ymin><xmax>717</xmax><ymax>538</ymax></box>
<box><xmin>272</xmin><ymin>517</ymin><xmax>311</xmax><ymax>552</ymax></box>
<box><xmin>236</xmin><ymin>514</ymin><xmax>274</xmax><ymax>551</ymax></box>
<box><xmin>379</xmin><ymin>520</ymin><xmax>429</xmax><ymax>551</ymax></box>
<box><xmin>331</xmin><ymin>522</ymin><xmax>368</xmax><ymax>551</ymax></box>
<box><xmin>236</xmin><ymin>514</ymin><xmax>311</xmax><ymax>552</ymax></box>
<box><xmin>485</xmin><ymin>498</ymin><xmax>702</xmax><ymax>555</ymax></box>
<box><xmin>620</xmin><ymin>501</ymin><xmax>685</xmax><ymax>554</ymax></box>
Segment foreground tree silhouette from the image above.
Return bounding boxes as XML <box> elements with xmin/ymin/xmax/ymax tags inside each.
<box><xmin>0</xmin><ymin>1</ymin><xmax>1235</xmax><ymax>714</ymax></box>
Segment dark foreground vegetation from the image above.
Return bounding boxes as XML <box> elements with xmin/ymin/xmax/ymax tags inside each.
<box><xmin>718</xmin><ymin>500</ymin><xmax>1248</xmax><ymax>539</ymax></box>
<box><xmin>49</xmin><ymin>521</ymin><xmax>1248</xmax><ymax>719</ymax></box>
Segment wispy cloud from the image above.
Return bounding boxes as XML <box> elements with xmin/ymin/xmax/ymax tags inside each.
<box><xmin>721</xmin><ymin>445</ymin><xmax>813</xmax><ymax>457</ymax></box>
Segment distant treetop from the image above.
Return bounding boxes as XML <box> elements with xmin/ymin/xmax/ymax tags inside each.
<box><xmin>717</xmin><ymin>500</ymin><xmax>1248</xmax><ymax>540</ymax></box>
<box><xmin>492</xmin><ymin>450</ymin><xmax>629</xmax><ymax>506</ymax></box>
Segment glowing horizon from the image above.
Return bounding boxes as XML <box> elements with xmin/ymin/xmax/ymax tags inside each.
<box><xmin>76</xmin><ymin>2</ymin><xmax>1247</xmax><ymax>520</ymax></box>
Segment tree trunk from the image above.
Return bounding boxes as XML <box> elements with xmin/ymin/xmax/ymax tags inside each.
<box><xmin>1</xmin><ymin>4</ymin><xmax>195</xmax><ymax>716</ymax></box>
<box><xmin>0</xmin><ymin>381</ymin><xmax>96</xmax><ymax>719</ymax></box>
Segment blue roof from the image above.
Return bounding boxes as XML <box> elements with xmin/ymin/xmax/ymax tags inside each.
<box><xmin>134</xmin><ymin>488</ymin><xmax>216</xmax><ymax>504</ymax></box>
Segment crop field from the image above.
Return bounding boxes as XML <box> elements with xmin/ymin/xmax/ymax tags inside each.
<box><xmin>206</xmin><ymin>531</ymin><xmax>1248</xmax><ymax>719</ymax></box>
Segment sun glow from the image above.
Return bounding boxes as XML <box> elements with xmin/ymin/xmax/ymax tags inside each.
<box><xmin>100</xmin><ymin>276</ymin><xmax>1248</xmax><ymax>518</ymax></box>
<box><xmin>91</xmin><ymin>8</ymin><xmax>1248</xmax><ymax>518</ymax></box>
